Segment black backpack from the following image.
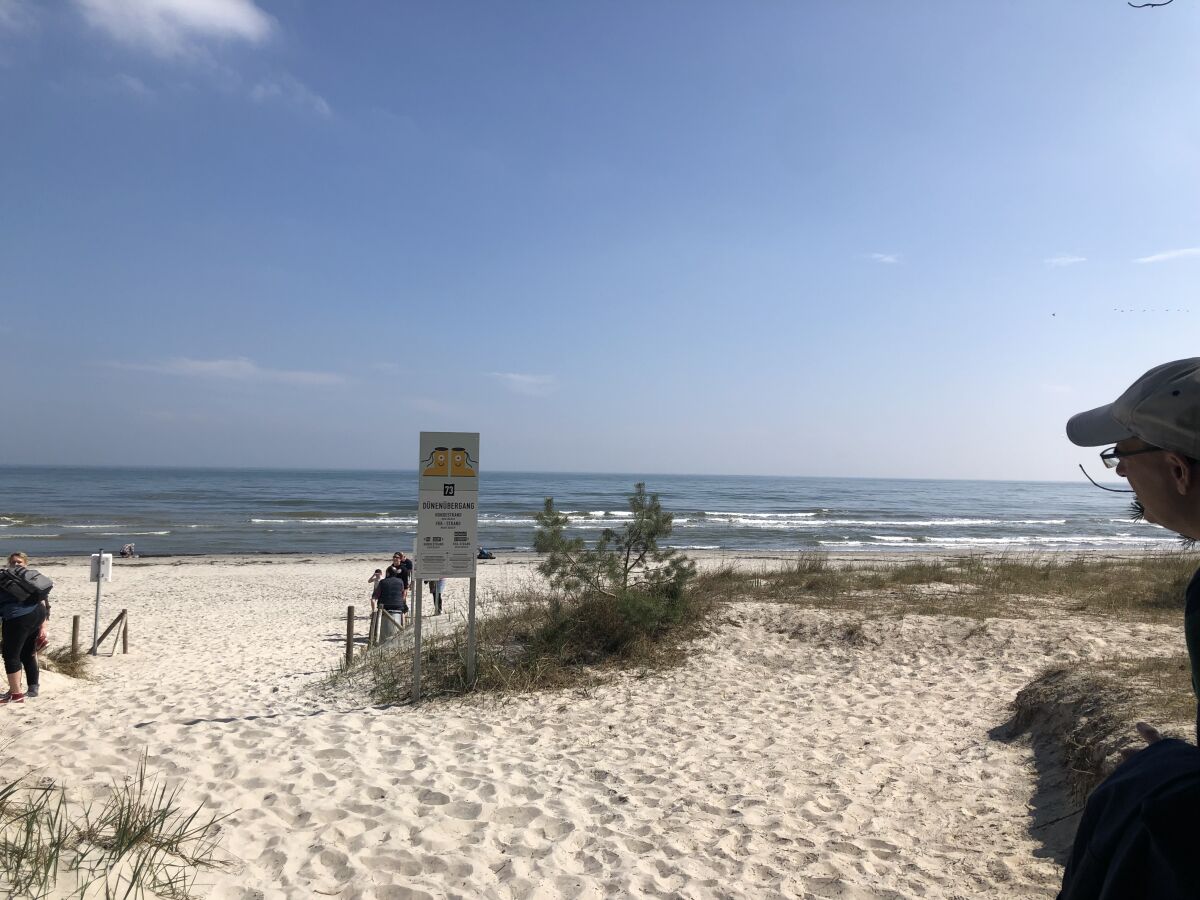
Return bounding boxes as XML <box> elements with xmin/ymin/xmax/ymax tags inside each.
<box><xmin>0</xmin><ymin>566</ymin><xmax>53</xmax><ymax>610</ymax></box>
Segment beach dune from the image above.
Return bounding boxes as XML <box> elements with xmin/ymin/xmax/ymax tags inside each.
<box><xmin>1</xmin><ymin>554</ymin><xmax>1177</xmax><ymax>898</ymax></box>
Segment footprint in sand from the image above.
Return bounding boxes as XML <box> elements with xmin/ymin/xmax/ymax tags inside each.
<box><xmin>494</xmin><ymin>805</ymin><xmax>542</xmax><ymax>826</ymax></box>
<box><xmin>374</xmin><ymin>887</ymin><xmax>434</xmax><ymax>900</ymax></box>
<box><xmin>314</xmin><ymin>748</ymin><xmax>352</xmax><ymax>760</ymax></box>
<box><xmin>445</xmin><ymin>800</ymin><xmax>482</xmax><ymax>820</ymax></box>
<box><xmin>825</xmin><ymin>840</ymin><xmax>866</xmax><ymax>859</ymax></box>
<box><xmin>865</xmin><ymin>838</ymin><xmax>900</xmax><ymax>859</ymax></box>
<box><xmin>363</xmin><ymin>850</ymin><xmax>420</xmax><ymax>876</ymax></box>
<box><xmin>539</xmin><ymin>817</ymin><xmax>575</xmax><ymax>840</ymax></box>
<box><xmin>416</xmin><ymin>789</ymin><xmax>449</xmax><ymax>805</ymax></box>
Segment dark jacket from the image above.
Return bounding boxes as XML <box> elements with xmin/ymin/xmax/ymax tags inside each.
<box><xmin>386</xmin><ymin>560</ymin><xmax>412</xmax><ymax>587</ymax></box>
<box><xmin>374</xmin><ymin>574</ymin><xmax>408</xmax><ymax>611</ymax></box>
<box><xmin>1058</xmin><ymin>738</ymin><xmax>1200</xmax><ymax>899</ymax></box>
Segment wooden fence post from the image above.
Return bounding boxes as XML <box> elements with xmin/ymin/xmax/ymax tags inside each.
<box><xmin>71</xmin><ymin>615</ymin><xmax>80</xmax><ymax>656</ymax></box>
<box><xmin>121</xmin><ymin>609</ymin><xmax>128</xmax><ymax>654</ymax></box>
<box><xmin>94</xmin><ymin>610</ymin><xmax>126</xmax><ymax>654</ymax></box>
<box><xmin>345</xmin><ymin>605</ymin><xmax>355</xmax><ymax>667</ymax></box>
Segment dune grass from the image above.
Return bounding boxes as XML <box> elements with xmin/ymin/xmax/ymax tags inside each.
<box><xmin>1009</xmin><ymin>652</ymin><xmax>1195</xmax><ymax>799</ymax></box>
<box><xmin>696</xmin><ymin>550</ymin><xmax>1198</xmax><ymax>622</ymax></box>
<box><xmin>40</xmin><ymin>645</ymin><xmax>90</xmax><ymax>680</ymax></box>
<box><xmin>0</xmin><ymin>756</ymin><xmax>228</xmax><ymax>899</ymax></box>
<box><xmin>336</xmin><ymin>582</ymin><xmax>713</xmax><ymax>705</ymax></box>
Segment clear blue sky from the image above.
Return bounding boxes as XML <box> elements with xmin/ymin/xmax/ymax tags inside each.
<box><xmin>1</xmin><ymin>0</ymin><xmax>1197</xmax><ymax>481</ymax></box>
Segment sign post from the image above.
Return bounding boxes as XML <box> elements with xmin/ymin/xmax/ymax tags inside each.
<box><xmin>89</xmin><ymin>549</ymin><xmax>113</xmax><ymax>655</ymax></box>
<box><xmin>413</xmin><ymin>432</ymin><xmax>480</xmax><ymax>702</ymax></box>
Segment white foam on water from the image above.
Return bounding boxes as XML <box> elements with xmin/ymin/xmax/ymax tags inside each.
<box><xmin>94</xmin><ymin>531</ymin><xmax>171</xmax><ymax>536</ymax></box>
<box><xmin>704</xmin><ymin>511</ymin><xmax>820</xmax><ymax>519</ymax></box>
<box><xmin>250</xmin><ymin>517</ymin><xmax>417</xmax><ymax>525</ymax></box>
<box><xmin>933</xmin><ymin>534</ymin><xmax>1172</xmax><ymax>545</ymax></box>
<box><xmin>677</xmin><ymin>516</ymin><xmax>1068</xmax><ymax>528</ymax></box>
<box><xmin>821</xmin><ymin>533</ymin><xmax>1179</xmax><ymax>549</ymax></box>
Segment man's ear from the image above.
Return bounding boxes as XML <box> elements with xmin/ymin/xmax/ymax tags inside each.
<box><xmin>1165</xmin><ymin>451</ymin><xmax>1195</xmax><ymax>495</ymax></box>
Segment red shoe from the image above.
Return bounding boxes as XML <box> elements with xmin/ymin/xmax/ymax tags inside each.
<box><xmin>0</xmin><ymin>692</ymin><xmax>25</xmax><ymax>704</ymax></box>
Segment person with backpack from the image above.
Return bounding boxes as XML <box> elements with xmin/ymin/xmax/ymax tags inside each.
<box><xmin>1</xmin><ymin>551</ymin><xmax>52</xmax><ymax>703</ymax></box>
<box><xmin>373</xmin><ymin>569</ymin><xmax>408</xmax><ymax>638</ymax></box>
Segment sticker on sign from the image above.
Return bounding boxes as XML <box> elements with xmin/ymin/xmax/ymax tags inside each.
<box><xmin>416</xmin><ymin>432</ymin><xmax>480</xmax><ymax>578</ymax></box>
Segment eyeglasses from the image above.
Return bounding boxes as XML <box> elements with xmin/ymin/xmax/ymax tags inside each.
<box><xmin>1100</xmin><ymin>446</ymin><xmax>1165</xmax><ymax>469</ymax></box>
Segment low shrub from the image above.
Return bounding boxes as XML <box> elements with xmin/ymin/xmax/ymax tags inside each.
<box><xmin>338</xmin><ymin>578</ymin><xmax>712</xmax><ymax>705</ymax></box>
<box><xmin>336</xmin><ymin>482</ymin><xmax>709</xmax><ymax>704</ymax></box>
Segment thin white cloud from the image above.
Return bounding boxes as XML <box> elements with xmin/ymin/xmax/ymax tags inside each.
<box><xmin>1134</xmin><ymin>247</ymin><xmax>1200</xmax><ymax>264</ymax></box>
<box><xmin>73</xmin><ymin>0</ymin><xmax>273</xmax><ymax>58</ymax></box>
<box><xmin>110</xmin><ymin>357</ymin><xmax>346</xmax><ymax>386</ymax></box>
<box><xmin>250</xmin><ymin>75</ymin><xmax>332</xmax><ymax>117</ymax></box>
<box><xmin>1045</xmin><ymin>255</ymin><xmax>1086</xmax><ymax>267</ymax></box>
<box><xmin>114</xmin><ymin>73</ymin><xmax>153</xmax><ymax>98</ymax></box>
<box><xmin>488</xmin><ymin>372</ymin><xmax>557</xmax><ymax>397</ymax></box>
<box><xmin>0</xmin><ymin>0</ymin><xmax>34</xmax><ymax>33</ymax></box>
<box><xmin>870</xmin><ymin>252</ymin><xmax>901</xmax><ymax>264</ymax></box>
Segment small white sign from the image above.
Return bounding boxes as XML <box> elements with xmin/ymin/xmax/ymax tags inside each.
<box><xmin>89</xmin><ymin>553</ymin><xmax>113</xmax><ymax>583</ymax></box>
<box><xmin>416</xmin><ymin>432</ymin><xmax>479</xmax><ymax>579</ymax></box>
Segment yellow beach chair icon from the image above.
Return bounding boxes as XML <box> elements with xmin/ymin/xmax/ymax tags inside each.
<box><xmin>450</xmin><ymin>447</ymin><xmax>477</xmax><ymax>477</ymax></box>
<box><xmin>422</xmin><ymin>447</ymin><xmax>449</xmax><ymax>476</ymax></box>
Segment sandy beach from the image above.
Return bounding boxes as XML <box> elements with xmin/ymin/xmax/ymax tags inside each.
<box><xmin>1</xmin><ymin>552</ymin><xmax>1184</xmax><ymax>899</ymax></box>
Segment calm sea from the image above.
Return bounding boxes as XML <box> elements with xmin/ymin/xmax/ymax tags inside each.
<box><xmin>0</xmin><ymin>466</ymin><xmax>1175</xmax><ymax>557</ymax></box>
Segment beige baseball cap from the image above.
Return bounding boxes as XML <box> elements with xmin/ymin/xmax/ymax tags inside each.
<box><xmin>1066</xmin><ymin>357</ymin><xmax>1200</xmax><ymax>458</ymax></box>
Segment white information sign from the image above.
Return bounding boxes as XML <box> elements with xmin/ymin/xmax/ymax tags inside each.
<box><xmin>89</xmin><ymin>553</ymin><xmax>113</xmax><ymax>583</ymax></box>
<box><xmin>415</xmin><ymin>432</ymin><xmax>480</xmax><ymax>579</ymax></box>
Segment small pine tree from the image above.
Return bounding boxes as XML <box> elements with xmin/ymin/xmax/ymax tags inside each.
<box><xmin>533</xmin><ymin>482</ymin><xmax>696</xmax><ymax>599</ymax></box>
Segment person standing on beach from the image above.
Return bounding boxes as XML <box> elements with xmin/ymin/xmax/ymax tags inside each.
<box><xmin>386</xmin><ymin>552</ymin><xmax>412</xmax><ymax>588</ymax></box>
<box><xmin>374</xmin><ymin>569</ymin><xmax>408</xmax><ymax>635</ymax></box>
<box><xmin>1066</xmin><ymin>357</ymin><xmax>1200</xmax><ymax>743</ymax></box>
<box><xmin>1</xmin><ymin>552</ymin><xmax>51</xmax><ymax>704</ymax></box>
<box><xmin>1060</xmin><ymin>358</ymin><xmax>1200</xmax><ymax>899</ymax></box>
<box><xmin>367</xmin><ymin>569</ymin><xmax>383</xmax><ymax>612</ymax></box>
<box><xmin>426</xmin><ymin>578</ymin><xmax>445</xmax><ymax>615</ymax></box>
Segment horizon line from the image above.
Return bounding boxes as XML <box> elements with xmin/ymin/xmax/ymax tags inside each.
<box><xmin>0</xmin><ymin>462</ymin><xmax>1115</xmax><ymax>487</ymax></box>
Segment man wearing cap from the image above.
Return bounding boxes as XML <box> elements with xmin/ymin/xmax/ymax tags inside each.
<box><xmin>1060</xmin><ymin>358</ymin><xmax>1200</xmax><ymax>900</ymax></box>
<box><xmin>1066</xmin><ymin>356</ymin><xmax>1200</xmax><ymax>743</ymax></box>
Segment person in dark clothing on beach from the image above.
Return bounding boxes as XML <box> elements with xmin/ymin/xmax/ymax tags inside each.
<box><xmin>1061</xmin><ymin>358</ymin><xmax>1200</xmax><ymax>898</ymax></box>
<box><xmin>1057</xmin><ymin>722</ymin><xmax>1200</xmax><ymax>899</ymax></box>
<box><xmin>386</xmin><ymin>552</ymin><xmax>412</xmax><ymax>588</ymax></box>
<box><xmin>1</xmin><ymin>551</ymin><xmax>51</xmax><ymax>704</ymax></box>
<box><xmin>374</xmin><ymin>570</ymin><xmax>408</xmax><ymax>636</ymax></box>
